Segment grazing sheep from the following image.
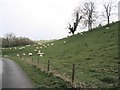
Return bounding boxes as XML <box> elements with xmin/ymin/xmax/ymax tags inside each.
<box><xmin>19</xmin><ymin>47</ymin><xmax>25</xmax><ymax>50</ymax></box>
<box><xmin>17</xmin><ymin>54</ymin><xmax>19</xmax><ymax>57</ymax></box>
<box><xmin>37</xmin><ymin>52</ymin><xmax>40</xmax><ymax>55</ymax></box>
<box><xmin>22</xmin><ymin>47</ymin><xmax>25</xmax><ymax>49</ymax></box>
<box><xmin>106</xmin><ymin>27</ymin><xmax>109</xmax><ymax>30</ymax></box>
<box><xmin>10</xmin><ymin>48</ymin><xmax>12</xmax><ymax>49</ymax></box>
<box><xmin>38</xmin><ymin>43</ymin><xmax>42</xmax><ymax>45</ymax></box>
<box><xmin>80</xmin><ymin>32</ymin><xmax>83</xmax><ymax>35</ymax></box>
<box><xmin>34</xmin><ymin>49</ymin><xmax>37</xmax><ymax>52</ymax></box>
<box><xmin>19</xmin><ymin>48</ymin><xmax>21</xmax><ymax>50</ymax></box>
<box><xmin>14</xmin><ymin>47</ymin><xmax>17</xmax><ymax>49</ymax></box>
<box><xmin>43</xmin><ymin>44</ymin><xmax>45</xmax><ymax>47</ymax></box>
<box><xmin>37</xmin><ymin>50</ymin><xmax>44</xmax><ymax>56</ymax></box>
<box><xmin>40</xmin><ymin>54</ymin><xmax>43</xmax><ymax>57</ymax></box>
<box><xmin>33</xmin><ymin>44</ymin><xmax>36</xmax><ymax>46</ymax></box>
<box><xmin>28</xmin><ymin>53</ymin><xmax>33</xmax><ymax>56</ymax></box>
<box><xmin>26</xmin><ymin>44</ymin><xmax>30</xmax><ymax>47</ymax></box>
<box><xmin>40</xmin><ymin>47</ymin><xmax>42</xmax><ymax>49</ymax></box>
<box><xmin>51</xmin><ymin>43</ymin><xmax>54</xmax><ymax>46</ymax></box>
<box><xmin>23</xmin><ymin>53</ymin><xmax>25</xmax><ymax>56</ymax></box>
<box><xmin>39</xmin><ymin>52</ymin><xmax>44</xmax><ymax>57</ymax></box>
<box><xmin>63</xmin><ymin>41</ymin><xmax>66</xmax><ymax>44</ymax></box>
<box><xmin>36</xmin><ymin>47</ymin><xmax>39</xmax><ymax>49</ymax></box>
<box><xmin>47</xmin><ymin>44</ymin><xmax>49</xmax><ymax>46</ymax></box>
<box><xmin>40</xmin><ymin>52</ymin><xmax>44</xmax><ymax>55</ymax></box>
<box><xmin>38</xmin><ymin>50</ymin><xmax>41</xmax><ymax>52</ymax></box>
<box><xmin>37</xmin><ymin>50</ymin><xmax>41</xmax><ymax>54</ymax></box>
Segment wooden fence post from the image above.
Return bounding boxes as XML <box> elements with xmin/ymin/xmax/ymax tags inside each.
<box><xmin>72</xmin><ymin>64</ymin><xmax>76</xmax><ymax>83</ymax></box>
<box><xmin>48</xmin><ymin>60</ymin><xmax>50</xmax><ymax>72</ymax></box>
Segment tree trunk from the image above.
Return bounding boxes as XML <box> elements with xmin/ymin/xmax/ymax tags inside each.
<box><xmin>108</xmin><ymin>17</ymin><xmax>110</xmax><ymax>27</ymax></box>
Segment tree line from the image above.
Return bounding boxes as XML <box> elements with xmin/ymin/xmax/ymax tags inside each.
<box><xmin>2</xmin><ymin>33</ymin><xmax>33</xmax><ymax>48</ymax></box>
<box><xmin>68</xmin><ymin>0</ymin><xmax>117</xmax><ymax>35</ymax></box>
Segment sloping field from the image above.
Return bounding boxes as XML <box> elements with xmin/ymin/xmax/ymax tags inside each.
<box><xmin>2</xmin><ymin>21</ymin><xmax>119</xmax><ymax>88</ymax></box>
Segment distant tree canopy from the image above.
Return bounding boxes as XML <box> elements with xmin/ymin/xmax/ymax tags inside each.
<box><xmin>2</xmin><ymin>33</ymin><xmax>33</xmax><ymax>48</ymax></box>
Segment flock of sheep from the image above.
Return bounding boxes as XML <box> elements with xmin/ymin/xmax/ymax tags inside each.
<box><xmin>2</xmin><ymin>27</ymin><xmax>110</xmax><ymax>59</ymax></box>
<box><xmin>16</xmin><ymin>43</ymin><xmax>53</xmax><ymax>57</ymax></box>
<box><xmin>3</xmin><ymin>41</ymin><xmax>66</xmax><ymax>58</ymax></box>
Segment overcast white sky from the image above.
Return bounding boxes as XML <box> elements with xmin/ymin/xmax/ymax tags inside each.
<box><xmin>0</xmin><ymin>0</ymin><xmax>119</xmax><ymax>40</ymax></box>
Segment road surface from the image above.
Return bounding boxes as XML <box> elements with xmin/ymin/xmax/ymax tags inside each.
<box><xmin>1</xmin><ymin>57</ymin><xmax>34</xmax><ymax>88</ymax></box>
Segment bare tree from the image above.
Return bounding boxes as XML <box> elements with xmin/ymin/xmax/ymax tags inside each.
<box><xmin>102</xmin><ymin>0</ymin><xmax>116</xmax><ymax>27</ymax></box>
<box><xmin>81</xmin><ymin>1</ymin><xmax>97</xmax><ymax>30</ymax></box>
<box><xmin>68</xmin><ymin>11</ymin><xmax>82</xmax><ymax>35</ymax></box>
<box><xmin>4</xmin><ymin>33</ymin><xmax>16</xmax><ymax>47</ymax></box>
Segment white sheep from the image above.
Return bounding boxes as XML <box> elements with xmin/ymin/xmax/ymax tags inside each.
<box><xmin>80</xmin><ymin>32</ymin><xmax>83</xmax><ymax>35</ymax></box>
<box><xmin>19</xmin><ymin>48</ymin><xmax>22</xmax><ymax>50</ymax></box>
<box><xmin>51</xmin><ymin>43</ymin><xmax>54</xmax><ymax>46</ymax></box>
<box><xmin>39</xmin><ymin>52</ymin><xmax>44</xmax><ymax>57</ymax></box>
<box><xmin>22</xmin><ymin>47</ymin><xmax>25</xmax><ymax>49</ymax></box>
<box><xmin>37</xmin><ymin>52</ymin><xmax>40</xmax><ymax>55</ymax></box>
<box><xmin>43</xmin><ymin>44</ymin><xmax>45</xmax><ymax>47</ymax></box>
<box><xmin>106</xmin><ymin>27</ymin><xmax>109</xmax><ymax>30</ymax></box>
<box><xmin>38</xmin><ymin>43</ymin><xmax>42</xmax><ymax>45</ymax></box>
<box><xmin>26</xmin><ymin>44</ymin><xmax>30</xmax><ymax>47</ymax></box>
<box><xmin>40</xmin><ymin>54</ymin><xmax>43</xmax><ymax>57</ymax></box>
<box><xmin>47</xmin><ymin>44</ymin><xmax>49</xmax><ymax>46</ymax></box>
<box><xmin>28</xmin><ymin>53</ymin><xmax>33</xmax><ymax>56</ymax></box>
<box><xmin>40</xmin><ymin>47</ymin><xmax>42</xmax><ymax>49</ymax></box>
<box><xmin>17</xmin><ymin>54</ymin><xmax>19</xmax><ymax>57</ymax></box>
<box><xmin>34</xmin><ymin>49</ymin><xmax>37</xmax><ymax>52</ymax></box>
<box><xmin>23</xmin><ymin>53</ymin><xmax>25</xmax><ymax>56</ymax></box>
<box><xmin>37</xmin><ymin>51</ymin><xmax>42</xmax><ymax>54</ymax></box>
<box><xmin>14</xmin><ymin>47</ymin><xmax>17</xmax><ymax>49</ymax></box>
<box><xmin>37</xmin><ymin>50</ymin><xmax>44</xmax><ymax>56</ymax></box>
<box><xmin>36</xmin><ymin>47</ymin><xmax>39</xmax><ymax>49</ymax></box>
<box><xmin>38</xmin><ymin>50</ymin><xmax>41</xmax><ymax>53</ymax></box>
<box><xmin>19</xmin><ymin>47</ymin><xmax>25</xmax><ymax>50</ymax></box>
<box><xmin>64</xmin><ymin>41</ymin><xmax>66</xmax><ymax>44</ymax></box>
<box><xmin>10</xmin><ymin>48</ymin><xmax>12</xmax><ymax>49</ymax></box>
<box><xmin>40</xmin><ymin>52</ymin><xmax>44</xmax><ymax>55</ymax></box>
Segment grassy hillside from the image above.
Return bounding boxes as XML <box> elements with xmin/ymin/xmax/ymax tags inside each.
<box><xmin>2</xmin><ymin>21</ymin><xmax>119</xmax><ymax>88</ymax></box>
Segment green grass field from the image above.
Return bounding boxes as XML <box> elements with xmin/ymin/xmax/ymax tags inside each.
<box><xmin>2</xmin><ymin>21</ymin><xmax>119</xmax><ymax>88</ymax></box>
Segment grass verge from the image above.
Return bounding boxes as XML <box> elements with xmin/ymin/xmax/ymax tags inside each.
<box><xmin>7</xmin><ymin>57</ymin><xmax>72</xmax><ymax>88</ymax></box>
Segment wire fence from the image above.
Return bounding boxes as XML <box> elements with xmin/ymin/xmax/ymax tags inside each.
<box><xmin>19</xmin><ymin>56</ymin><xmax>83</xmax><ymax>88</ymax></box>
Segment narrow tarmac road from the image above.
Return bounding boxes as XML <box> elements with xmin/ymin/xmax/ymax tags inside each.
<box><xmin>1</xmin><ymin>57</ymin><xmax>34</xmax><ymax>88</ymax></box>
